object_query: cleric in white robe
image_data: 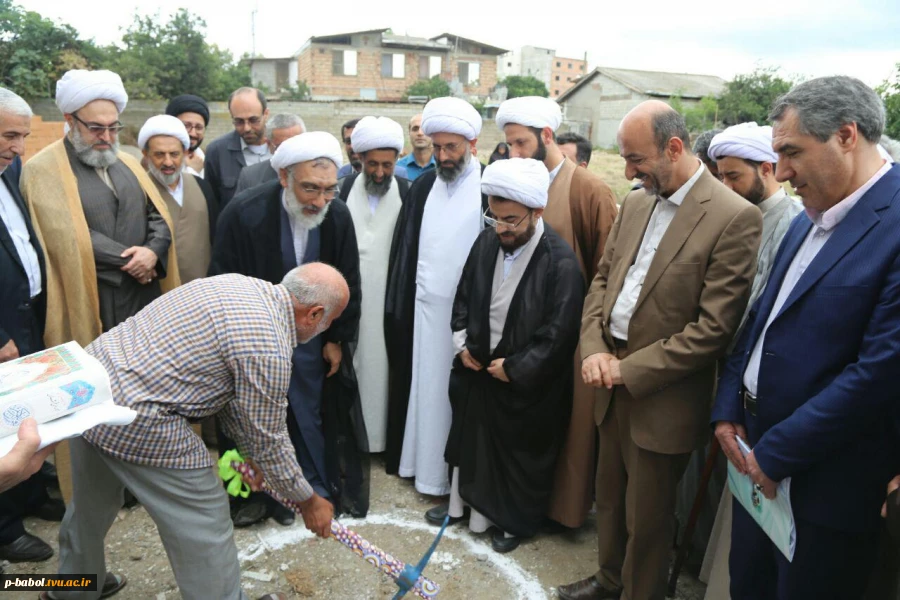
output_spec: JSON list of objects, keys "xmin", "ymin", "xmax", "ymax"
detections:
[
  {"xmin": 384, "ymin": 97, "xmax": 486, "ymax": 495},
  {"xmin": 426, "ymin": 158, "xmax": 584, "ymax": 552},
  {"xmin": 343, "ymin": 116, "xmax": 408, "ymax": 453}
]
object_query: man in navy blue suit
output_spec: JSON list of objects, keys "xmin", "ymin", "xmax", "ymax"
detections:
[
  {"xmin": 0, "ymin": 88, "xmax": 63, "ymax": 565},
  {"xmin": 712, "ymin": 76, "xmax": 900, "ymax": 599}
]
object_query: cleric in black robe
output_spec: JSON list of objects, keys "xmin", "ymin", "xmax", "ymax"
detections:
[
  {"xmin": 209, "ymin": 132, "xmax": 369, "ymax": 520},
  {"xmin": 433, "ymin": 158, "xmax": 584, "ymax": 552}
]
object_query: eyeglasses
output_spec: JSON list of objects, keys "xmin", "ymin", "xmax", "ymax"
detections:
[
  {"xmin": 298, "ymin": 183, "xmax": 339, "ymax": 200},
  {"xmin": 232, "ymin": 116, "xmax": 263, "ymax": 127},
  {"xmin": 71, "ymin": 113, "xmax": 125, "ymax": 135},
  {"xmin": 483, "ymin": 208, "xmax": 530, "ymax": 230},
  {"xmin": 432, "ymin": 141, "xmax": 463, "ymax": 155},
  {"xmin": 183, "ymin": 123, "xmax": 205, "ymax": 133}
]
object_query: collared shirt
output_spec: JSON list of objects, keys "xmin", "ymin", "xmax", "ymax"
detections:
[
  {"xmin": 83, "ymin": 274, "xmax": 315, "ymax": 503},
  {"xmin": 241, "ymin": 139, "xmax": 271, "ymax": 166},
  {"xmin": 0, "ymin": 178, "xmax": 41, "ymax": 297},
  {"xmin": 548, "ymin": 159, "xmax": 565, "ymax": 185},
  {"xmin": 609, "ymin": 161, "xmax": 705, "ymax": 340},
  {"xmin": 758, "ymin": 188, "xmax": 787, "ymax": 214},
  {"xmin": 397, "ymin": 152, "xmax": 436, "ymax": 181},
  {"xmin": 281, "ymin": 190, "xmax": 309, "ymax": 263},
  {"xmin": 743, "ymin": 160, "xmax": 892, "ymax": 395},
  {"xmin": 167, "ymin": 175, "xmax": 185, "ymax": 207}
]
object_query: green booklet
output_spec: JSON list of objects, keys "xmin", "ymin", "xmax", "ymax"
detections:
[{"xmin": 727, "ymin": 437, "xmax": 796, "ymax": 561}]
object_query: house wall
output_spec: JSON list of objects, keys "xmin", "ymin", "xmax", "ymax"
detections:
[
  {"xmin": 250, "ymin": 62, "xmax": 278, "ymax": 92},
  {"xmin": 550, "ymin": 57, "xmax": 587, "ymax": 98},
  {"xmin": 31, "ymin": 99, "xmax": 506, "ymax": 156}
]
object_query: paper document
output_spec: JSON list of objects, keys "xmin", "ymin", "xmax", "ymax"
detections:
[
  {"xmin": 0, "ymin": 342, "xmax": 136, "ymax": 456},
  {"xmin": 727, "ymin": 437, "xmax": 796, "ymax": 561}
]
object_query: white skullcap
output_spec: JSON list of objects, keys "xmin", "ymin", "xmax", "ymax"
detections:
[
  {"xmin": 270, "ymin": 131, "xmax": 343, "ymax": 172},
  {"xmin": 495, "ymin": 96, "xmax": 562, "ymax": 132},
  {"xmin": 708, "ymin": 122, "xmax": 778, "ymax": 164},
  {"xmin": 350, "ymin": 116, "xmax": 404, "ymax": 154},
  {"xmin": 138, "ymin": 115, "xmax": 190, "ymax": 151},
  {"xmin": 55, "ymin": 69, "xmax": 128, "ymax": 115},
  {"xmin": 421, "ymin": 97, "xmax": 482, "ymax": 140},
  {"xmin": 481, "ymin": 158, "xmax": 549, "ymax": 209}
]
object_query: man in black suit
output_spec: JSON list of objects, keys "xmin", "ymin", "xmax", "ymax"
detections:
[
  {"xmin": 204, "ymin": 87, "xmax": 270, "ymax": 208},
  {"xmin": 0, "ymin": 87, "xmax": 64, "ymax": 564}
]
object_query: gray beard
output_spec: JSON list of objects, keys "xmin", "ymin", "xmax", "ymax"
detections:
[
  {"xmin": 148, "ymin": 163, "xmax": 183, "ymax": 187},
  {"xmin": 70, "ymin": 128, "xmax": 119, "ymax": 169},
  {"xmin": 436, "ymin": 150, "xmax": 470, "ymax": 183},
  {"xmin": 364, "ymin": 173, "xmax": 391, "ymax": 197},
  {"xmin": 284, "ymin": 184, "xmax": 330, "ymax": 230}
]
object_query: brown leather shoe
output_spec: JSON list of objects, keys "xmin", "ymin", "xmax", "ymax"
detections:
[{"xmin": 556, "ymin": 575, "xmax": 622, "ymax": 600}]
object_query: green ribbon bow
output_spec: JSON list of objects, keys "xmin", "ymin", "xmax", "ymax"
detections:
[{"xmin": 218, "ymin": 449, "xmax": 250, "ymax": 499}]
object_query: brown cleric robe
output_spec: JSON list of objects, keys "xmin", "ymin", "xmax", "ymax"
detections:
[
  {"xmin": 543, "ymin": 158, "xmax": 619, "ymax": 528},
  {"xmin": 153, "ymin": 174, "xmax": 213, "ymax": 284}
]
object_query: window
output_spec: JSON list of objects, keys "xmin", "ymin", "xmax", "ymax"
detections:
[
  {"xmin": 556, "ymin": 61, "xmax": 561, "ymax": 67},
  {"xmin": 580, "ymin": 64, "xmax": 585, "ymax": 71},
  {"xmin": 332, "ymin": 50, "xmax": 357, "ymax": 76},
  {"xmin": 507, "ymin": 62, "xmax": 512, "ymax": 67},
  {"xmin": 382, "ymin": 53, "xmax": 405, "ymax": 78},
  {"xmin": 555, "ymin": 75, "xmax": 560, "ymax": 81},
  {"xmin": 458, "ymin": 61, "xmax": 480, "ymax": 85},
  {"xmin": 554, "ymin": 89, "xmax": 559, "ymax": 95},
  {"xmin": 568, "ymin": 63, "xmax": 572, "ymax": 69},
  {"xmin": 418, "ymin": 55, "xmax": 442, "ymax": 79}
]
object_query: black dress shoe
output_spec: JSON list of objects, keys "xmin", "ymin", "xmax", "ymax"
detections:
[
  {"xmin": 0, "ymin": 533, "xmax": 53, "ymax": 562},
  {"xmin": 27, "ymin": 497, "xmax": 66, "ymax": 522},
  {"xmin": 490, "ymin": 529, "xmax": 520, "ymax": 553},
  {"xmin": 270, "ymin": 503, "xmax": 295, "ymax": 526},
  {"xmin": 556, "ymin": 575, "xmax": 621, "ymax": 600},
  {"xmin": 233, "ymin": 500, "xmax": 268, "ymax": 528},
  {"xmin": 424, "ymin": 503, "xmax": 467, "ymax": 527}
]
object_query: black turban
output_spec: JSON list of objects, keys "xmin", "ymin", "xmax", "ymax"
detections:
[{"xmin": 165, "ymin": 94, "xmax": 210, "ymax": 125}]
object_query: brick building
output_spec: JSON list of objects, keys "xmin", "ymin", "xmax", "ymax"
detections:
[
  {"xmin": 550, "ymin": 56, "xmax": 587, "ymax": 98},
  {"xmin": 497, "ymin": 46, "xmax": 587, "ymax": 99},
  {"xmin": 279, "ymin": 29, "xmax": 505, "ymax": 102}
]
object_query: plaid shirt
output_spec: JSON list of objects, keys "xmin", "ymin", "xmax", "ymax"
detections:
[{"xmin": 84, "ymin": 274, "xmax": 315, "ymax": 502}]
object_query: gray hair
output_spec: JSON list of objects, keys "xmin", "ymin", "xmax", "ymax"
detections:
[
  {"xmin": 265, "ymin": 113, "xmax": 305, "ymax": 140},
  {"xmin": 880, "ymin": 135, "xmax": 900, "ymax": 162},
  {"xmin": 769, "ymin": 76, "xmax": 885, "ymax": 143},
  {"xmin": 653, "ymin": 110, "xmax": 692, "ymax": 154},
  {"xmin": 0, "ymin": 88, "xmax": 33, "ymax": 118},
  {"xmin": 281, "ymin": 266, "xmax": 343, "ymax": 319},
  {"xmin": 692, "ymin": 129, "xmax": 723, "ymax": 162}
]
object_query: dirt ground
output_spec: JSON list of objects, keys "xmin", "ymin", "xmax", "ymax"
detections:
[{"xmin": 4, "ymin": 456, "xmax": 706, "ymax": 600}]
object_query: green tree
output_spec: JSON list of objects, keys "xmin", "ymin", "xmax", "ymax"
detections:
[
  {"xmin": 102, "ymin": 9, "xmax": 249, "ymax": 100},
  {"xmin": 404, "ymin": 76, "xmax": 451, "ymax": 101},
  {"xmin": 877, "ymin": 63, "xmax": 900, "ymax": 140},
  {"xmin": 718, "ymin": 67, "xmax": 794, "ymax": 125},
  {"xmin": 0, "ymin": 0, "xmax": 97, "ymax": 99},
  {"xmin": 500, "ymin": 75, "xmax": 549, "ymax": 99}
]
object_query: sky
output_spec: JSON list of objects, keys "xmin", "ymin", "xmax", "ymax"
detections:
[{"xmin": 21, "ymin": 0, "xmax": 900, "ymax": 87}]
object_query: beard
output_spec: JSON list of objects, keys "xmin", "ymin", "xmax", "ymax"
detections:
[
  {"xmin": 364, "ymin": 172, "xmax": 392, "ymax": 197},
  {"xmin": 436, "ymin": 149, "xmax": 471, "ymax": 183},
  {"xmin": 636, "ymin": 165, "xmax": 670, "ymax": 198},
  {"xmin": 284, "ymin": 180, "xmax": 330, "ymax": 230},
  {"xmin": 530, "ymin": 136, "xmax": 547, "ymax": 162},
  {"xmin": 188, "ymin": 136, "xmax": 203, "ymax": 152},
  {"xmin": 743, "ymin": 171, "xmax": 768, "ymax": 205},
  {"xmin": 298, "ymin": 317, "xmax": 329, "ymax": 344},
  {"xmin": 70, "ymin": 126, "xmax": 119, "ymax": 168},
  {"xmin": 148, "ymin": 162, "xmax": 183, "ymax": 187},
  {"xmin": 497, "ymin": 217, "xmax": 536, "ymax": 252}
]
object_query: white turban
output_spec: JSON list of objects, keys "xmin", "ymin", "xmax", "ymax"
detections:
[
  {"xmin": 55, "ymin": 69, "xmax": 128, "ymax": 115},
  {"xmin": 481, "ymin": 158, "xmax": 549, "ymax": 209},
  {"xmin": 270, "ymin": 131, "xmax": 343, "ymax": 172},
  {"xmin": 708, "ymin": 122, "xmax": 778, "ymax": 164},
  {"xmin": 495, "ymin": 96, "xmax": 562, "ymax": 132},
  {"xmin": 137, "ymin": 115, "xmax": 190, "ymax": 151},
  {"xmin": 421, "ymin": 97, "xmax": 482, "ymax": 140},
  {"xmin": 350, "ymin": 116, "xmax": 404, "ymax": 154}
]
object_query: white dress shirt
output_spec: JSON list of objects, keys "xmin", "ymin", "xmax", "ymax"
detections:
[
  {"xmin": 548, "ymin": 159, "xmax": 565, "ymax": 185},
  {"xmin": 742, "ymin": 160, "xmax": 892, "ymax": 395},
  {"xmin": 241, "ymin": 139, "xmax": 271, "ymax": 166},
  {"xmin": 367, "ymin": 194, "xmax": 380, "ymax": 216},
  {"xmin": 281, "ymin": 190, "xmax": 309, "ymax": 264},
  {"xmin": 0, "ymin": 179, "xmax": 42, "ymax": 297},
  {"xmin": 608, "ymin": 162, "xmax": 705, "ymax": 341},
  {"xmin": 167, "ymin": 175, "xmax": 185, "ymax": 207}
]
